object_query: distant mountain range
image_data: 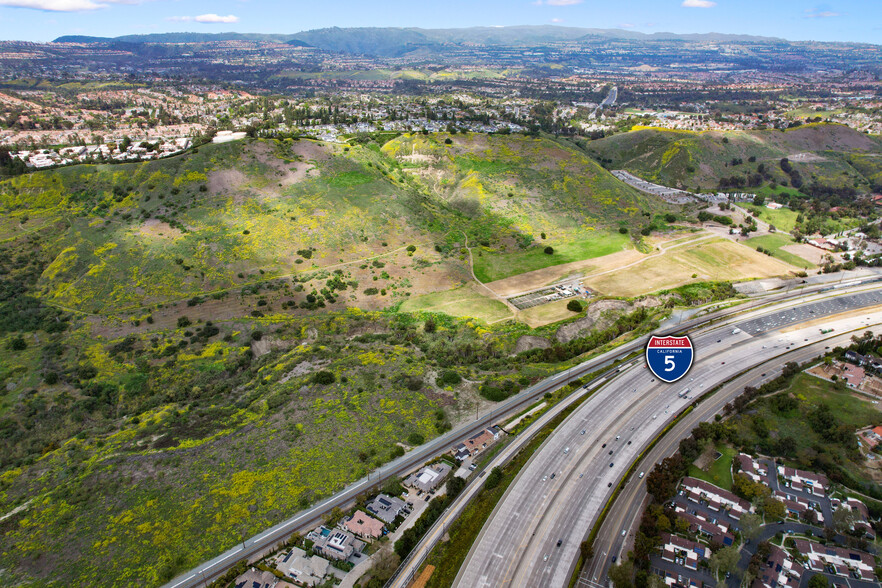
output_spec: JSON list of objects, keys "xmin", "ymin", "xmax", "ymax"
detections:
[{"xmin": 52, "ymin": 25, "xmax": 801, "ymax": 58}]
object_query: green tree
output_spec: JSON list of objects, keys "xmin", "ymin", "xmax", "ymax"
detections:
[
  {"xmin": 762, "ymin": 497, "xmax": 785, "ymax": 522},
  {"xmin": 710, "ymin": 545, "xmax": 740, "ymax": 579},
  {"xmin": 740, "ymin": 512, "xmax": 763, "ymax": 542},
  {"xmin": 807, "ymin": 574, "xmax": 829, "ymax": 588},
  {"xmin": 566, "ymin": 300, "xmax": 583, "ymax": 313},
  {"xmin": 832, "ymin": 505, "xmax": 856, "ymax": 533},
  {"xmin": 608, "ymin": 558, "xmax": 634, "ymax": 588},
  {"xmin": 324, "ymin": 506, "xmax": 344, "ymax": 526}
]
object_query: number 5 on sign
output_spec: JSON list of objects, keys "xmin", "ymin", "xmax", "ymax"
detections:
[{"xmin": 645, "ymin": 335, "xmax": 694, "ymax": 383}]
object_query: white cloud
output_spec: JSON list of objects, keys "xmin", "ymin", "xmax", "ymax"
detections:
[
  {"xmin": 195, "ymin": 13, "xmax": 238, "ymax": 23},
  {"xmin": 0, "ymin": 0, "xmax": 118, "ymax": 11},
  {"xmin": 681, "ymin": 0, "xmax": 716, "ymax": 7},
  {"xmin": 619, "ymin": 22, "xmax": 636, "ymax": 29},
  {"xmin": 167, "ymin": 13, "xmax": 240, "ymax": 23},
  {"xmin": 551, "ymin": 17, "xmax": 564, "ymax": 23},
  {"xmin": 804, "ymin": 8, "xmax": 841, "ymax": 18}
]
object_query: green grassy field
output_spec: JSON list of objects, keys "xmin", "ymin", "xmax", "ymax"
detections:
[
  {"xmin": 472, "ymin": 231, "xmax": 631, "ymax": 283},
  {"xmin": 399, "ymin": 286, "xmax": 512, "ymax": 323},
  {"xmin": 732, "ymin": 372, "xmax": 880, "ymax": 490},
  {"xmin": 742, "ymin": 204, "xmax": 800, "ymax": 232},
  {"xmin": 688, "ymin": 445, "xmax": 738, "ymax": 491},
  {"xmin": 744, "ymin": 233, "xmax": 816, "ymax": 268}
]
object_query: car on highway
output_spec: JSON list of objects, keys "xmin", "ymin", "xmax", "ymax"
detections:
[
  {"xmin": 609, "ymin": 462, "xmax": 614, "ymax": 467},
  {"xmin": 542, "ymin": 476, "xmax": 547, "ymax": 482},
  {"xmin": 615, "ymin": 435, "xmax": 620, "ymax": 440},
  {"xmin": 550, "ymin": 473, "xmax": 556, "ymax": 479},
  {"xmin": 611, "ymin": 556, "xmax": 617, "ymax": 563},
  {"xmin": 621, "ymin": 529, "xmax": 626, "ymax": 536},
  {"xmin": 638, "ymin": 472, "xmax": 644, "ymax": 478},
  {"xmin": 580, "ymin": 429, "xmax": 585, "ymax": 435},
  {"xmin": 563, "ymin": 447, "xmax": 569, "ymax": 454},
  {"xmin": 543, "ymin": 554, "xmax": 548, "ymax": 562},
  {"xmin": 609, "ymin": 450, "xmax": 613, "ymax": 455},
  {"xmin": 556, "ymin": 539, "xmax": 562, "ymax": 547}
]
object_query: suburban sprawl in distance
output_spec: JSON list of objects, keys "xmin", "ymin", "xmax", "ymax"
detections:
[{"xmin": 1, "ymin": 19, "xmax": 882, "ymax": 588}]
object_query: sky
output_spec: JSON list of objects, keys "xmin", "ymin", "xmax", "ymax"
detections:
[{"xmin": 0, "ymin": 0, "xmax": 879, "ymax": 44}]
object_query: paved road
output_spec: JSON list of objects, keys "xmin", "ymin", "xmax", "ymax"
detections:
[
  {"xmin": 455, "ymin": 285, "xmax": 882, "ymax": 588},
  {"xmin": 164, "ymin": 277, "xmax": 882, "ymax": 588},
  {"xmin": 580, "ymin": 324, "xmax": 882, "ymax": 587}
]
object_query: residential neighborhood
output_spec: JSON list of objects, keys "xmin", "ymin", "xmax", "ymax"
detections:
[{"xmin": 649, "ymin": 453, "xmax": 879, "ymax": 588}]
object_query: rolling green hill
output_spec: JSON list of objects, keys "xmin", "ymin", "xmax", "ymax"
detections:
[
  {"xmin": 0, "ymin": 133, "xmax": 678, "ymax": 586},
  {"xmin": 587, "ymin": 123, "xmax": 882, "ymax": 196},
  {"xmin": 0, "ymin": 134, "xmax": 657, "ymax": 316}
]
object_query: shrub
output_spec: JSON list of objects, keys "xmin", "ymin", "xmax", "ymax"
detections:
[
  {"xmin": 437, "ymin": 370, "xmax": 462, "ymax": 387},
  {"xmin": 543, "ymin": 246, "xmax": 554, "ymax": 255},
  {"xmin": 407, "ymin": 432, "xmax": 425, "ymax": 446},
  {"xmin": 251, "ymin": 330, "xmax": 263, "ymax": 341},
  {"xmin": 484, "ymin": 467, "xmax": 503, "ymax": 489},
  {"xmin": 177, "ymin": 316, "xmax": 191, "ymax": 328},
  {"xmin": 566, "ymin": 300, "xmax": 583, "ymax": 313},
  {"xmin": 7, "ymin": 335, "xmax": 26, "ymax": 351},
  {"xmin": 618, "ymin": 227, "xmax": 628, "ymax": 234},
  {"xmin": 313, "ymin": 370, "xmax": 336, "ymax": 385}
]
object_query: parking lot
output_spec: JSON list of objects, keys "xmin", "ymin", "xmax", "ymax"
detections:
[{"xmin": 736, "ymin": 290, "xmax": 882, "ymax": 336}]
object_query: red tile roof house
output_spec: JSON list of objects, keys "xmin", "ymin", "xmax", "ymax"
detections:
[
  {"xmin": 776, "ymin": 466, "xmax": 828, "ymax": 496},
  {"xmin": 343, "ymin": 510, "xmax": 384, "ymax": 540},
  {"xmin": 840, "ymin": 362, "xmax": 866, "ymax": 387},
  {"xmin": 793, "ymin": 539, "xmax": 877, "ymax": 582},
  {"xmin": 660, "ymin": 533, "xmax": 709, "ymax": 571},
  {"xmin": 681, "ymin": 477, "xmax": 752, "ymax": 519},
  {"xmin": 865, "ymin": 425, "xmax": 882, "ymax": 449},
  {"xmin": 751, "ymin": 545, "xmax": 804, "ymax": 588},
  {"xmin": 672, "ymin": 507, "xmax": 736, "ymax": 547}
]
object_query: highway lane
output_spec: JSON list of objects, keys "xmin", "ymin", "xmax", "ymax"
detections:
[
  {"xmin": 578, "ymin": 327, "xmax": 871, "ymax": 588},
  {"xmin": 454, "ymin": 291, "xmax": 882, "ymax": 588},
  {"xmin": 164, "ymin": 277, "xmax": 882, "ymax": 588}
]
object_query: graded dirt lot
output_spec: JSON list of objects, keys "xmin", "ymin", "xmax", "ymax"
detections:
[
  {"xmin": 484, "ymin": 249, "xmax": 645, "ymax": 297},
  {"xmin": 780, "ymin": 243, "xmax": 832, "ymax": 266},
  {"xmin": 518, "ymin": 298, "xmax": 583, "ymax": 328},
  {"xmin": 583, "ymin": 238, "xmax": 797, "ymax": 297}
]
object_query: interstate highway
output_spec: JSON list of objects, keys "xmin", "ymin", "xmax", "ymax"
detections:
[
  {"xmin": 578, "ymin": 327, "xmax": 872, "ymax": 588},
  {"xmin": 164, "ymin": 278, "xmax": 882, "ymax": 588},
  {"xmin": 453, "ymin": 288, "xmax": 882, "ymax": 588}
]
